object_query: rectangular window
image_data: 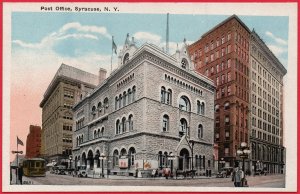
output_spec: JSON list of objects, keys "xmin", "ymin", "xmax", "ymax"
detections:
[
  {"xmin": 227, "ymin": 86, "xmax": 231, "ymax": 95},
  {"xmin": 221, "ymin": 36, "xmax": 225, "ymax": 44},
  {"xmin": 227, "ymin": 72, "xmax": 231, "ymax": 82},
  {"xmin": 227, "ymin": 59, "xmax": 231, "ymax": 68}
]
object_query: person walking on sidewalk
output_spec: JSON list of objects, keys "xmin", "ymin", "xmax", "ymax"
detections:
[
  {"xmin": 18, "ymin": 165, "xmax": 24, "ymax": 185},
  {"xmin": 233, "ymin": 167, "xmax": 243, "ymax": 187}
]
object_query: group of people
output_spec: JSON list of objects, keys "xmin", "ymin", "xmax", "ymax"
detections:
[
  {"xmin": 232, "ymin": 167, "xmax": 246, "ymax": 187},
  {"xmin": 10, "ymin": 165, "xmax": 23, "ymax": 185}
]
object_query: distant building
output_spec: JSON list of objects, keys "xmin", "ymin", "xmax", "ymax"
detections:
[
  {"xmin": 249, "ymin": 31, "xmax": 287, "ymax": 174},
  {"xmin": 25, "ymin": 125, "xmax": 42, "ymax": 158},
  {"xmin": 72, "ymin": 35, "xmax": 215, "ymax": 177},
  {"xmin": 40, "ymin": 63, "xmax": 99, "ymax": 165}
]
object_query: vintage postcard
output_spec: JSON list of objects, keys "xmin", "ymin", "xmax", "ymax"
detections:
[{"xmin": 2, "ymin": 2, "xmax": 298, "ymax": 192}]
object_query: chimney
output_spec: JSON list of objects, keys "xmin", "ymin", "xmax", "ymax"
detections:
[{"xmin": 99, "ymin": 68, "xmax": 107, "ymax": 85}]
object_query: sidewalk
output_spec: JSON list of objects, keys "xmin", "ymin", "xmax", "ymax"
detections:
[{"xmin": 10, "ymin": 169, "xmax": 37, "ymax": 185}]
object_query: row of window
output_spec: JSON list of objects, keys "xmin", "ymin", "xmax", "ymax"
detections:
[
  {"xmin": 91, "ymin": 98, "xmax": 109, "ymax": 118},
  {"xmin": 251, "ymin": 129, "xmax": 280, "ymax": 144},
  {"xmin": 162, "ymin": 115, "xmax": 204, "ymax": 139},
  {"xmin": 204, "ymin": 59, "xmax": 231, "ymax": 76},
  {"xmin": 62, "ymin": 137, "xmax": 72, "ymax": 143},
  {"xmin": 76, "ymin": 135, "xmax": 84, "ymax": 146},
  {"xmin": 115, "ymin": 115, "xmax": 134, "ymax": 135},
  {"xmin": 117, "ymin": 73, "xmax": 135, "ymax": 89},
  {"xmin": 115, "ymin": 86, "xmax": 136, "ymax": 110},
  {"xmin": 63, "ymin": 124, "xmax": 72, "ymax": 131},
  {"xmin": 93, "ymin": 127, "xmax": 104, "ymax": 139},
  {"xmin": 63, "ymin": 90, "xmax": 74, "ymax": 99}
]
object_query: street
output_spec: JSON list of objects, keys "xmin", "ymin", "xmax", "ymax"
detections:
[{"xmin": 12, "ymin": 171, "xmax": 285, "ymax": 188}]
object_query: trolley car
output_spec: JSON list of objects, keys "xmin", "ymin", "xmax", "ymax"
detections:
[{"xmin": 23, "ymin": 158, "xmax": 46, "ymax": 177}]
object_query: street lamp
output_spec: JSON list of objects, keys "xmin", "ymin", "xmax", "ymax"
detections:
[
  {"xmin": 99, "ymin": 153, "xmax": 106, "ymax": 178},
  {"xmin": 219, "ymin": 157, "xmax": 225, "ymax": 170},
  {"xmin": 168, "ymin": 153, "xmax": 176, "ymax": 178},
  {"xmin": 69, "ymin": 155, "xmax": 73, "ymax": 170},
  {"xmin": 237, "ymin": 142, "xmax": 251, "ymax": 187}
]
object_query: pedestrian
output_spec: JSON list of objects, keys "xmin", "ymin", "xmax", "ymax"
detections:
[
  {"xmin": 18, "ymin": 164, "xmax": 24, "ymax": 185},
  {"xmin": 233, "ymin": 167, "xmax": 243, "ymax": 187}
]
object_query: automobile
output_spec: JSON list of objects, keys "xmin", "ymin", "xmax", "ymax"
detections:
[
  {"xmin": 77, "ymin": 166, "xmax": 88, "ymax": 178},
  {"xmin": 255, "ymin": 168, "xmax": 268, "ymax": 176},
  {"xmin": 54, "ymin": 165, "xmax": 67, "ymax": 175},
  {"xmin": 216, "ymin": 167, "xmax": 234, "ymax": 178}
]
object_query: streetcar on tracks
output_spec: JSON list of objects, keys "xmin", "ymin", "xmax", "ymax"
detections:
[{"xmin": 22, "ymin": 158, "xmax": 46, "ymax": 177}]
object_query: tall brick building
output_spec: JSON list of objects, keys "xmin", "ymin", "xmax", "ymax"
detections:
[
  {"xmin": 72, "ymin": 35, "xmax": 215, "ymax": 177},
  {"xmin": 188, "ymin": 15, "xmax": 251, "ymax": 168},
  {"xmin": 188, "ymin": 15, "xmax": 287, "ymax": 173},
  {"xmin": 26, "ymin": 125, "xmax": 42, "ymax": 158}
]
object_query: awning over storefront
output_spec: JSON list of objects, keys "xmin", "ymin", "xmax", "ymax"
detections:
[{"xmin": 46, "ymin": 162, "xmax": 57, "ymax": 167}]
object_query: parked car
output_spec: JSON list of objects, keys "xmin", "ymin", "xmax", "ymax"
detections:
[
  {"xmin": 77, "ymin": 166, "xmax": 88, "ymax": 178},
  {"xmin": 216, "ymin": 167, "xmax": 234, "ymax": 178},
  {"xmin": 255, "ymin": 168, "xmax": 268, "ymax": 176},
  {"xmin": 54, "ymin": 165, "xmax": 67, "ymax": 175}
]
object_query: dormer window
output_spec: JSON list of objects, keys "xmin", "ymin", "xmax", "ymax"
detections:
[
  {"xmin": 123, "ymin": 53, "xmax": 129, "ymax": 65},
  {"xmin": 181, "ymin": 58, "xmax": 188, "ymax": 69}
]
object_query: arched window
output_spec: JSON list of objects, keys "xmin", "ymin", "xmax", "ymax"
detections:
[
  {"xmin": 162, "ymin": 114, "xmax": 169, "ymax": 132},
  {"xmin": 123, "ymin": 91, "xmax": 127, "ymax": 107},
  {"xmin": 98, "ymin": 101, "xmax": 102, "ymax": 108},
  {"xmin": 115, "ymin": 97, "xmax": 118, "ymax": 110},
  {"xmin": 123, "ymin": 53, "xmax": 129, "ymax": 64},
  {"xmin": 97, "ymin": 128, "xmax": 100, "ymax": 137},
  {"xmin": 116, "ymin": 120, "xmax": 120, "ymax": 134},
  {"xmin": 128, "ymin": 114, "xmax": 133, "ymax": 131},
  {"xmin": 224, "ymin": 102, "xmax": 230, "ymax": 110},
  {"xmin": 161, "ymin": 87, "xmax": 166, "ymax": 103},
  {"xmin": 128, "ymin": 147, "xmax": 136, "ymax": 167},
  {"xmin": 200, "ymin": 102, "xmax": 205, "ymax": 115},
  {"xmin": 179, "ymin": 118, "xmax": 188, "ymax": 137},
  {"xmin": 122, "ymin": 117, "xmax": 126, "ymax": 133},
  {"xmin": 132, "ymin": 86, "xmax": 136, "ymax": 102},
  {"xmin": 197, "ymin": 101, "xmax": 201, "ymax": 114},
  {"xmin": 215, "ymin": 104, "xmax": 220, "ymax": 112},
  {"xmin": 181, "ymin": 58, "xmax": 188, "ymax": 69},
  {"xmin": 94, "ymin": 130, "xmax": 97, "ymax": 139},
  {"xmin": 158, "ymin": 151, "xmax": 163, "ymax": 169},
  {"xmin": 113, "ymin": 150, "xmax": 119, "ymax": 168},
  {"xmin": 128, "ymin": 89, "xmax": 132, "ymax": 104},
  {"xmin": 179, "ymin": 96, "xmax": 191, "ymax": 111},
  {"xmin": 100, "ymin": 127, "xmax": 104, "ymax": 137},
  {"xmin": 198, "ymin": 124, "xmax": 203, "ymax": 139},
  {"xmin": 103, "ymin": 98, "xmax": 109, "ymax": 109},
  {"xmin": 167, "ymin": 89, "xmax": 172, "ymax": 105},
  {"xmin": 119, "ymin": 94, "xmax": 122, "ymax": 109}
]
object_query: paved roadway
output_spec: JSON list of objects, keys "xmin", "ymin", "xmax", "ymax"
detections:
[{"xmin": 12, "ymin": 171, "xmax": 285, "ymax": 188}]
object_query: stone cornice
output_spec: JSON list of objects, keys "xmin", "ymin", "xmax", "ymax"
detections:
[{"xmin": 251, "ymin": 31, "xmax": 287, "ymax": 76}]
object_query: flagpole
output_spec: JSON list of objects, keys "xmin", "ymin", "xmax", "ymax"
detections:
[
  {"xmin": 16, "ymin": 136, "xmax": 19, "ymax": 184},
  {"xmin": 111, "ymin": 36, "xmax": 113, "ymax": 74}
]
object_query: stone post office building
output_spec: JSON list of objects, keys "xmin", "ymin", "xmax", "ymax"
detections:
[{"xmin": 72, "ymin": 35, "xmax": 215, "ymax": 177}]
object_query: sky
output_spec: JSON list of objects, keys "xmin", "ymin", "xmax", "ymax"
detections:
[{"xmin": 10, "ymin": 12, "xmax": 289, "ymax": 160}]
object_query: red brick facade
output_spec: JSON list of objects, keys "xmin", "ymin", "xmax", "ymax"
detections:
[
  {"xmin": 26, "ymin": 125, "xmax": 42, "ymax": 158},
  {"xmin": 188, "ymin": 15, "xmax": 251, "ymax": 167}
]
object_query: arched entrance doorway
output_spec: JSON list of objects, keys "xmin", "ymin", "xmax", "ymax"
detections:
[
  {"xmin": 82, "ymin": 152, "xmax": 87, "ymax": 169},
  {"xmin": 87, "ymin": 150, "xmax": 94, "ymax": 170},
  {"xmin": 179, "ymin": 148, "xmax": 190, "ymax": 171}
]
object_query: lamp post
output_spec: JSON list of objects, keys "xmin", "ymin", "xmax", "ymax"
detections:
[
  {"xmin": 237, "ymin": 142, "xmax": 251, "ymax": 187},
  {"xmin": 69, "ymin": 155, "xmax": 73, "ymax": 175},
  {"xmin": 107, "ymin": 160, "xmax": 111, "ymax": 179},
  {"xmin": 99, "ymin": 153, "xmax": 106, "ymax": 178},
  {"xmin": 190, "ymin": 140, "xmax": 194, "ymax": 178},
  {"xmin": 168, "ymin": 153, "xmax": 176, "ymax": 178},
  {"xmin": 220, "ymin": 157, "xmax": 225, "ymax": 169}
]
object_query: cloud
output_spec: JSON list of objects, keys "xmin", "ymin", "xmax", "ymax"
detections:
[
  {"xmin": 13, "ymin": 22, "xmax": 111, "ymax": 50},
  {"xmin": 267, "ymin": 44, "xmax": 287, "ymax": 57},
  {"xmin": 265, "ymin": 31, "xmax": 288, "ymax": 46},
  {"xmin": 59, "ymin": 22, "xmax": 110, "ymax": 38},
  {"xmin": 133, "ymin": 31, "xmax": 162, "ymax": 45}
]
